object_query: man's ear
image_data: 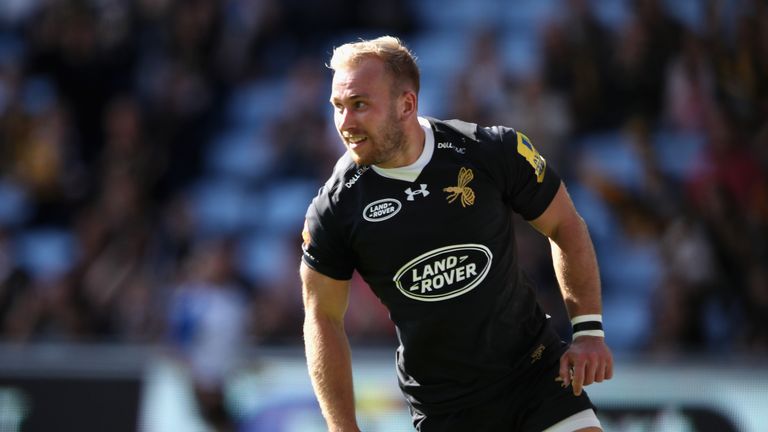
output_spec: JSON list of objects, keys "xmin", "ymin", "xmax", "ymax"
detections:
[{"xmin": 399, "ymin": 90, "xmax": 417, "ymax": 120}]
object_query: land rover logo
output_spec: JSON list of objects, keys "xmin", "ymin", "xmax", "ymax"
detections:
[
  {"xmin": 393, "ymin": 244, "xmax": 492, "ymax": 302},
  {"xmin": 363, "ymin": 198, "xmax": 402, "ymax": 222}
]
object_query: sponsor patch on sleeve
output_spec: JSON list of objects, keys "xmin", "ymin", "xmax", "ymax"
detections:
[
  {"xmin": 516, "ymin": 132, "xmax": 546, "ymax": 183},
  {"xmin": 301, "ymin": 219, "xmax": 311, "ymax": 249}
]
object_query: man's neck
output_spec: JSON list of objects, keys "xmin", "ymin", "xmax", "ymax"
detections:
[
  {"xmin": 403, "ymin": 119, "xmax": 426, "ymax": 166},
  {"xmin": 377, "ymin": 118, "xmax": 425, "ymax": 169}
]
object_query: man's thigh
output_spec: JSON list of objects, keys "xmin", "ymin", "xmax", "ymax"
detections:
[
  {"xmin": 519, "ymin": 354, "xmax": 598, "ymax": 432},
  {"xmin": 413, "ymin": 355, "xmax": 597, "ymax": 431},
  {"xmin": 542, "ymin": 408, "xmax": 602, "ymax": 432}
]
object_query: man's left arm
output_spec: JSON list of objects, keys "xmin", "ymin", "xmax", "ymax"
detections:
[{"xmin": 529, "ymin": 182, "xmax": 613, "ymax": 396}]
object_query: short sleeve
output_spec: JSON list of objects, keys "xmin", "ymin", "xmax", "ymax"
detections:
[
  {"xmin": 500, "ymin": 128, "xmax": 561, "ymax": 220},
  {"xmin": 301, "ymin": 190, "xmax": 355, "ymax": 280}
]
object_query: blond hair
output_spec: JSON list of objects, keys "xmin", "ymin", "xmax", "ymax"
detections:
[{"xmin": 329, "ymin": 35, "xmax": 420, "ymax": 94}]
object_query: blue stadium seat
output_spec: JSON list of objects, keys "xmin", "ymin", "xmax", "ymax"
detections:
[
  {"xmin": 600, "ymin": 234, "xmax": 663, "ymax": 298},
  {"xmin": 236, "ymin": 232, "xmax": 294, "ymax": 286},
  {"xmin": 499, "ymin": 26, "xmax": 542, "ymax": 79},
  {"xmin": 652, "ymin": 129, "xmax": 706, "ymax": 180},
  {"xmin": 0, "ymin": 179, "xmax": 30, "ymax": 227},
  {"xmin": 188, "ymin": 178, "xmax": 252, "ymax": 236},
  {"xmin": 589, "ymin": 0, "xmax": 632, "ymax": 30},
  {"xmin": 662, "ymin": 0, "xmax": 706, "ymax": 33},
  {"xmin": 578, "ymin": 130, "xmax": 646, "ymax": 192},
  {"xmin": 603, "ymin": 295, "xmax": 652, "ymax": 351},
  {"xmin": 261, "ymin": 180, "xmax": 321, "ymax": 234},
  {"xmin": 412, "ymin": 0, "xmax": 502, "ymax": 30},
  {"xmin": 503, "ymin": 0, "xmax": 559, "ymax": 26},
  {"xmin": 408, "ymin": 32, "xmax": 470, "ymax": 117},
  {"xmin": 206, "ymin": 127, "xmax": 276, "ymax": 182},
  {"xmin": 14, "ymin": 227, "xmax": 78, "ymax": 280},
  {"xmin": 567, "ymin": 183, "xmax": 619, "ymax": 245},
  {"xmin": 226, "ymin": 78, "xmax": 288, "ymax": 128}
]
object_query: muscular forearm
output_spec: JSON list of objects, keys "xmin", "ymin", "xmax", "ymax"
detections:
[
  {"xmin": 304, "ymin": 312, "xmax": 360, "ymax": 432},
  {"xmin": 548, "ymin": 214, "xmax": 602, "ymax": 318},
  {"xmin": 530, "ymin": 185, "xmax": 614, "ymax": 394}
]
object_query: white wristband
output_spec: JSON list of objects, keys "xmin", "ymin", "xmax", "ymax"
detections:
[
  {"xmin": 572, "ymin": 329, "xmax": 605, "ymax": 339},
  {"xmin": 570, "ymin": 314, "xmax": 603, "ymax": 325},
  {"xmin": 571, "ymin": 314, "xmax": 604, "ymax": 339}
]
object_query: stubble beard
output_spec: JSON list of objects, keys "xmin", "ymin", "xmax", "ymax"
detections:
[{"xmin": 350, "ymin": 106, "xmax": 406, "ymax": 167}]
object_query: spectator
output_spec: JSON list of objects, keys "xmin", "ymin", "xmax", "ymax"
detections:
[
  {"xmin": 0, "ymin": 0, "xmax": 765, "ymax": 359},
  {"xmin": 167, "ymin": 238, "xmax": 251, "ymax": 432}
]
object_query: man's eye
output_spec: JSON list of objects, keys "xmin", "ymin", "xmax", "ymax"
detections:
[
  {"xmin": 354, "ymin": 101, "xmax": 366, "ymax": 110},
  {"xmin": 334, "ymin": 104, "xmax": 344, "ymax": 113}
]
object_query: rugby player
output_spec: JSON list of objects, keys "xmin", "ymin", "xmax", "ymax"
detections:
[{"xmin": 301, "ymin": 36, "xmax": 613, "ymax": 432}]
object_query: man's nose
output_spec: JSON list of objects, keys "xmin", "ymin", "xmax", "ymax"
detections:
[{"xmin": 337, "ymin": 108, "xmax": 355, "ymax": 130}]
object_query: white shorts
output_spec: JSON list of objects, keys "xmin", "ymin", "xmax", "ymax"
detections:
[{"xmin": 543, "ymin": 408, "xmax": 602, "ymax": 432}]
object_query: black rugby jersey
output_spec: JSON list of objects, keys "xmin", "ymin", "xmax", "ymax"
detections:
[{"xmin": 302, "ymin": 117, "xmax": 562, "ymax": 414}]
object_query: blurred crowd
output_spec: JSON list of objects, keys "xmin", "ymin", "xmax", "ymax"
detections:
[
  {"xmin": 0, "ymin": 0, "xmax": 766, "ymax": 361},
  {"xmin": 439, "ymin": 0, "xmax": 768, "ymax": 354}
]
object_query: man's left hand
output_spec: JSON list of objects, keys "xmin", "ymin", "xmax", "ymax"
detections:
[{"xmin": 558, "ymin": 336, "xmax": 613, "ymax": 396}]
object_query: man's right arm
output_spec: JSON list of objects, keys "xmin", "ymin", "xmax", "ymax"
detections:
[{"xmin": 300, "ymin": 262, "xmax": 360, "ymax": 432}]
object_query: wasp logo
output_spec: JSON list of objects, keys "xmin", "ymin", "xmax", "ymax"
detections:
[
  {"xmin": 444, "ymin": 167, "xmax": 475, "ymax": 207},
  {"xmin": 530, "ymin": 344, "xmax": 546, "ymax": 364}
]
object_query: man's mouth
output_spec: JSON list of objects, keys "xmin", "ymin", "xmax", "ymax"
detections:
[{"xmin": 343, "ymin": 133, "xmax": 367, "ymax": 146}]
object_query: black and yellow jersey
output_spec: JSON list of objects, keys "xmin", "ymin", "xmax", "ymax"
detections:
[{"xmin": 302, "ymin": 116, "xmax": 562, "ymax": 415}]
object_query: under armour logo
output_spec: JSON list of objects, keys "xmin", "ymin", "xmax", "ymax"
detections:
[{"xmin": 405, "ymin": 184, "xmax": 429, "ymax": 201}]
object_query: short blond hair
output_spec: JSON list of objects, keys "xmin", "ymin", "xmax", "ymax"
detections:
[{"xmin": 329, "ymin": 35, "xmax": 420, "ymax": 94}]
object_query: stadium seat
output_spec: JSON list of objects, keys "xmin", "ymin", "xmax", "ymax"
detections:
[{"xmin": 14, "ymin": 227, "xmax": 78, "ymax": 280}]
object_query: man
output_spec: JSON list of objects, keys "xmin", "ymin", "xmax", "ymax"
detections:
[{"xmin": 301, "ymin": 35, "xmax": 613, "ymax": 432}]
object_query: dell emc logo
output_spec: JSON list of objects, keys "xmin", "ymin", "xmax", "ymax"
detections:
[{"xmin": 405, "ymin": 184, "xmax": 429, "ymax": 201}]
